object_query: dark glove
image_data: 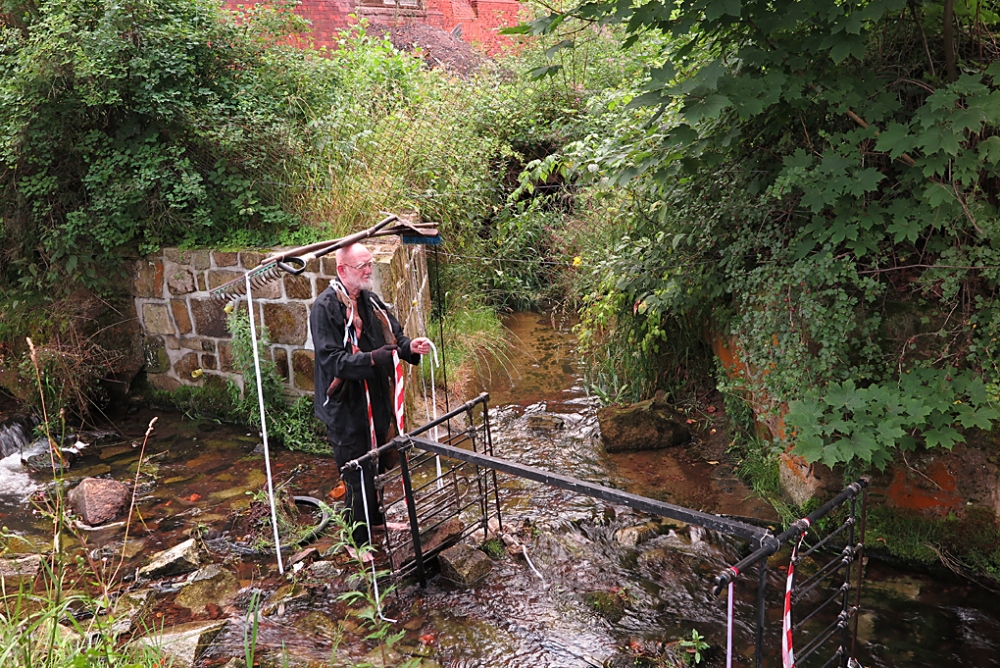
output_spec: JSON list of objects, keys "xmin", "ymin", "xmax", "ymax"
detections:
[{"xmin": 370, "ymin": 344, "xmax": 397, "ymax": 368}]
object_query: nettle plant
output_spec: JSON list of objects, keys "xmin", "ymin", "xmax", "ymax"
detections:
[{"xmin": 516, "ymin": 0, "xmax": 1000, "ymax": 469}]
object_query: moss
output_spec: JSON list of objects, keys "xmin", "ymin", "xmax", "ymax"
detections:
[
  {"xmin": 584, "ymin": 590, "xmax": 626, "ymax": 623},
  {"xmin": 866, "ymin": 505, "xmax": 1000, "ymax": 581},
  {"xmin": 481, "ymin": 538, "xmax": 506, "ymax": 560}
]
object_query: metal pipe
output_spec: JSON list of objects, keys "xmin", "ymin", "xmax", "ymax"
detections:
[
  {"xmin": 397, "ymin": 451, "xmax": 426, "ymax": 587},
  {"xmin": 713, "ymin": 479, "xmax": 869, "ymax": 595},
  {"xmin": 404, "ymin": 435, "xmax": 766, "ymax": 540}
]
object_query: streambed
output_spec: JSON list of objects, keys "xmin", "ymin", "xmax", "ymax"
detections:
[{"xmin": 0, "ymin": 312, "xmax": 998, "ymax": 667}]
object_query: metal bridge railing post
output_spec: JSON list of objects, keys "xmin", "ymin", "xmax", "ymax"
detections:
[
  {"xmin": 397, "ymin": 443, "xmax": 426, "ymax": 587},
  {"xmin": 755, "ymin": 552, "xmax": 768, "ymax": 668},
  {"xmin": 840, "ymin": 494, "xmax": 857, "ymax": 667}
]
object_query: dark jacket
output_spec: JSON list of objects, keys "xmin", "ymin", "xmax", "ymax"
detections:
[{"xmin": 310, "ymin": 282, "xmax": 420, "ymax": 451}]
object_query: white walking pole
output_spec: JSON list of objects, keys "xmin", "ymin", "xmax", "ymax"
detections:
[{"xmin": 245, "ymin": 273, "xmax": 284, "ymax": 574}]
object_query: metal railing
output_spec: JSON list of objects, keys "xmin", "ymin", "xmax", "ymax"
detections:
[{"xmin": 342, "ymin": 394, "xmax": 869, "ymax": 667}]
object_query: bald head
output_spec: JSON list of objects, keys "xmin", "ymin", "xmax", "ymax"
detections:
[{"xmin": 336, "ymin": 243, "xmax": 374, "ymax": 296}]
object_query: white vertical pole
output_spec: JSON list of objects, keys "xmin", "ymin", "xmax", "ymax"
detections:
[{"xmin": 245, "ymin": 273, "xmax": 284, "ymax": 574}]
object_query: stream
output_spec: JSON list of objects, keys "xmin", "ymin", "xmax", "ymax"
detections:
[{"xmin": 1, "ymin": 312, "xmax": 999, "ymax": 667}]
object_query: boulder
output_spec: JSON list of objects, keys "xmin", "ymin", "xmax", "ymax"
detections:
[
  {"xmin": 526, "ymin": 414, "xmax": 565, "ymax": 431},
  {"xmin": 67, "ymin": 477, "xmax": 129, "ymax": 526},
  {"xmin": 597, "ymin": 391, "xmax": 691, "ymax": 453},
  {"xmin": 0, "ymin": 553, "xmax": 42, "ymax": 590},
  {"xmin": 438, "ymin": 543, "xmax": 493, "ymax": 587},
  {"xmin": 136, "ymin": 620, "xmax": 227, "ymax": 668},
  {"xmin": 138, "ymin": 538, "xmax": 202, "ymax": 579},
  {"xmin": 304, "ymin": 560, "xmax": 341, "ymax": 581},
  {"xmin": 175, "ymin": 564, "xmax": 239, "ymax": 614}
]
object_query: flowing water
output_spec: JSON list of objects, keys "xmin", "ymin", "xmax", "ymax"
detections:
[{"xmin": 1, "ymin": 312, "xmax": 999, "ymax": 667}]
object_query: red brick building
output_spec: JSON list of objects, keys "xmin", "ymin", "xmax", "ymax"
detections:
[{"xmin": 237, "ymin": 0, "xmax": 524, "ymax": 55}]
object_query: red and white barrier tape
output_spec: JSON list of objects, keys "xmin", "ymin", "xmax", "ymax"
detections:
[
  {"xmin": 783, "ymin": 519, "xmax": 811, "ymax": 668},
  {"xmin": 393, "ymin": 349, "xmax": 405, "ymax": 435}
]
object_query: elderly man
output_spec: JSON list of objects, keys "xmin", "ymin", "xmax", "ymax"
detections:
[{"xmin": 310, "ymin": 243, "xmax": 432, "ymax": 549}]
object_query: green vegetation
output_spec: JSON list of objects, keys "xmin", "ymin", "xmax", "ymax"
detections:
[
  {"xmin": 153, "ymin": 305, "xmax": 330, "ymax": 453},
  {"xmin": 509, "ymin": 0, "xmax": 1000, "ymax": 473}
]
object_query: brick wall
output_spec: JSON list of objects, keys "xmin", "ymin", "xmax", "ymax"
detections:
[
  {"xmin": 132, "ymin": 237, "xmax": 431, "ymax": 398},
  {"xmin": 227, "ymin": 0, "xmax": 523, "ymax": 54}
]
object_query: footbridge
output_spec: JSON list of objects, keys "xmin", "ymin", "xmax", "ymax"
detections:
[{"xmin": 342, "ymin": 393, "xmax": 869, "ymax": 668}]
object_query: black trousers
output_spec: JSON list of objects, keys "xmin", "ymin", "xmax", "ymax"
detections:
[{"xmin": 330, "ymin": 428, "xmax": 386, "ymax": 546}]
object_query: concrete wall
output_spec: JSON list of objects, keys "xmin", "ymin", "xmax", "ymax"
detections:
[{"xmin": 132, "ymin": 237, "xmax": 431, "ymax": 397}]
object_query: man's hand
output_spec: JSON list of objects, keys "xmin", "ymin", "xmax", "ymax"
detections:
[
  {"xmin": 409, "ymin": 337, "xmax": 432, "ymax": 355},
  {"xmin": 371, "ymin": 345, "xmax": 397, "ymax": 367}
]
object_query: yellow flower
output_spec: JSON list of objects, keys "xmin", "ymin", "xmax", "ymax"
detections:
[
  {"xmin": 572, "ymin": 256, "xmax": 583, "ymax": 267},
  {"xmin": 191, "ymin": 368, "xmax": 204, "ymax": 379}
]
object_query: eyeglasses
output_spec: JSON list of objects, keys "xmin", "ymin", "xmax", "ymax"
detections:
[{"xmin": 344, "ymin": 260, "xmax": 374, "ymax": 271}]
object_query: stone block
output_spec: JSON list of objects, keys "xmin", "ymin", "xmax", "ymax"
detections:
[
  {"xmin": 274, "ymin": 347, "xmax": 289, "ymax": 380},
  {"xmin": 189, "ymin": 250, "xmax": 211, "ymax": 271},
  {"xmin": 202, "ymin": 340, "xmax": 216, "ymax": 352},
  {"xmin": 174, "ymin": 352, "xmax": 201, "ymax": 379},
  {"xmin": 315, "ymin": 277, "xmax": 331, "ymax": 296},
  {"xmin": 320, "ymin": 257, "xmax": 337, "ymax": 276},
  {"xmin": 163, "ymin": 336, "xmax": 180, "ymax": 350},
  {"xmin": 207, "ymin": 270, "xmax": 243, "ymax": 291},
  {"xmin": 292, "ymin": 350, "xmax": 314, "ymax": 391},
  {"xmin": 240, "ymin": 251, "xmax": 265, "ymax": 268},
  {"xmin": 142, "ymin": 303, "xmax": 174, "ymax": 336},
  {"xmin": 218, "ymin": 342, "xmax": 234, "ymax": 372},
  {"xmin": 284, "ymin": 274, "xmax": 312, "ymax": 300},
  {"xmin": 167, "ymin": 265, "xmax": 196, "ymax": 295},
  {"xmin": 163, "ymin": 249, "xmax": 191, "ymax": 264},
  {"xmin": 213, "ymin": 251, "xmax": 238, "ymax": 267},
  {"xmin": 134, "ymin": 260, "xmax": 164, "ymax": 298},
  {"xmin": 202, "ymin": 354, "xmax": 217, "ymax": 370},
  {"xmin": 196, "ymin": 273, "xmax": 207, "ymax": 292},
  {"xmin": 144, "ymin": 337, "xmax": 170, "ymax": 374},
  {"xmin": 180, "ymin": 338, "xmax": 202, "ymax": 350},
  {"xmin": 262, "ymin": 302, "xmax": 308, "ymax": 345},
  {"xmin": 190, "ymin": 299, "xmax": 230, "ymax": 338},
  {"xmin": 171, "ymin": 300, "xmax": 192, "ymax": 335}
]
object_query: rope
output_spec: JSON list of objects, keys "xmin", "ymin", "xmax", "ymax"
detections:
[
  {"xmin": 358, "ymin": 467, "xmax": 395, "ymax": 623},
  {"xmin": 521, "ymin": 544, "xmax": 545, "ymax": 583},
  {"xmin": 726, "ymin": 567, "xmax": 738, "ymax": 668},
  {"xmin": 783, "ymin": 519, "xmax": 811, "ymax": 668},
  {"xmin": 245, "ymin": 273, "xmax": 284, "ymax": 574}
]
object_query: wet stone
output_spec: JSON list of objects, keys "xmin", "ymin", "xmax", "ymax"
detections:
[
  {"xmin": 137, "ymin": 620, "xmax": 227, "ymax": 668},
  {"xmin": 139, "ymin": 538, "xmax": 203, "ymax": 579},
  {"xmin": 67, "ymin": 477, "xmax": 129, "ymax": 526},
  {"xmin": 304, "ymin": 560, "xmax": 340, "ymax": 581},
  {"xmin": 584, "ymin": 590, "xmax": 626, "ymax": 623},
  {"xmin": 597, "ymin": 391, "xmax": 691, "ymax": 453},
  {"xmin": 0, "ymin": 554, "xmax": 42, "ymax": 590},
  {"xmin": 175, "ymin": 564, "xmax": 239, "ymax": 615},
  {"xmin": 527, "ymin": 414, "xmax": 565, "ymax": 431},
  {"xmin": 438, "ymin": 543, "xmax": 493, "ymax": 587},
  {"xmin": 261, "ymin": 583, "xmax": 312, "ymax": 617},
  {"xmin": 262, "ymin": 302, "xmax": 308, "ymax": 345}
]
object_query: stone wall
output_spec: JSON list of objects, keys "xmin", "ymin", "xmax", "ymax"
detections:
[{"xmin": 133, "ymin": 237, "xmax": 431, "ymax": 396}]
